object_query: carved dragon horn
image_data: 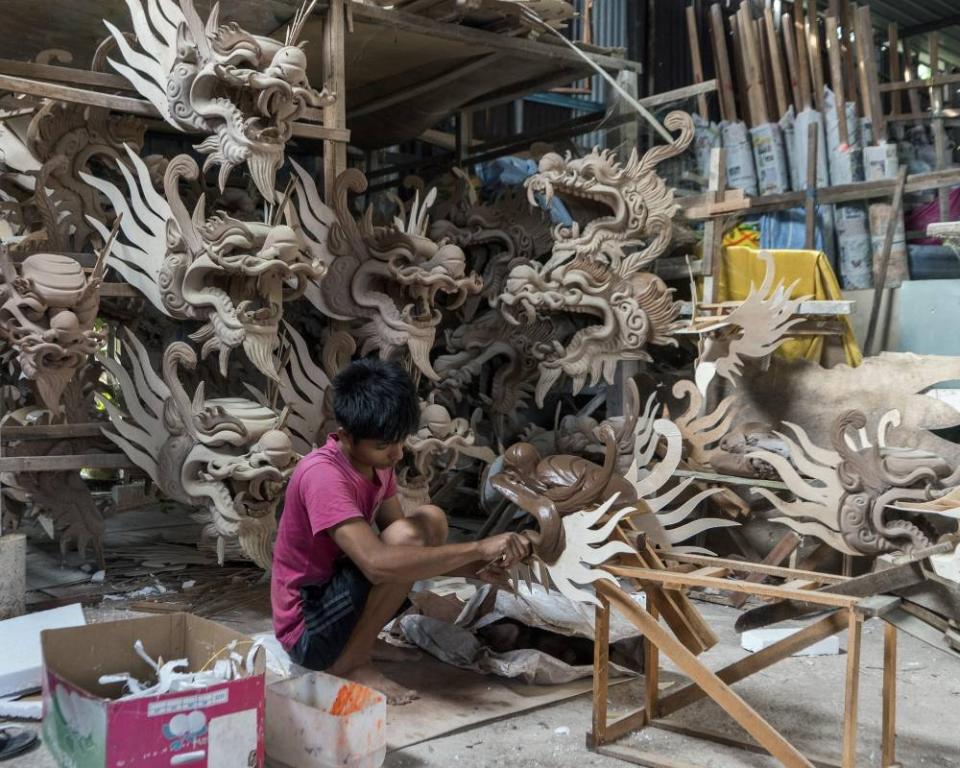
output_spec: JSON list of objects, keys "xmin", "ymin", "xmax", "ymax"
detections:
[{"xmin": 163, "ymin": 155, "xmax": 204, "ymax": 255}]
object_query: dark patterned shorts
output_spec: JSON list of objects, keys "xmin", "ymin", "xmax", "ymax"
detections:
[{"xmin": 290, "ymin": 558, "xmax": 372, "ymax": 671}]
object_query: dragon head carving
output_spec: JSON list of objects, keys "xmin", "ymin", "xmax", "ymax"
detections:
[
  {"xmin": 98, "ymin": 331, "xmax": 298, "ymax": 568},
  {"xmin": 498, "ymin": 112, "xmax": 693, "ymax": 405},
  {"xmin": 103, "ymin": 0, "xmax": 334, "ymax": 198},
  {"xmin": 0, "ymin": 230, "xmax": 114, "ymax": 414},
  {"xmin": 292, "ymin": 163, "xmax": 483, "ymax": 381},
  {"xmin": 84, "ymin": 148, "xmax": 325, "ymax": 381}
]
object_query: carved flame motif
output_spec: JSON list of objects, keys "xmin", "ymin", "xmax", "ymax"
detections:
[
  {"xmin": 497, "ymin": 111, "xmax": 694, "ymax": 405},
  {"xmin": 748, "ymin": 410, "xmax": 952, "ymax": 556},
  {"xmin": 291, "ymin": 161, "xmax": 483, "ymax": 381},
  {"xmin": 83, "ymin": 147, "xmax": 324, "ymax": 381},
  {"xmin": 97, "ymin": 330, "xmax": 297, "ymax": 568},
  {"xmin": 102, "ymin": 0, "xmax": 334, "ymax": 198}
]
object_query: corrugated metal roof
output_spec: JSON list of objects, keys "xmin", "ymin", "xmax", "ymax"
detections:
[{"xmin": 860, "ymin": 1, "xmax": 960, "ymax": 68}]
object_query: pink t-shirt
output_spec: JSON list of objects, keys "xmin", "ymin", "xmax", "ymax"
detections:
[{"xmin": 271, "ymin": 434, "xmax": 396, "ymax": 650}]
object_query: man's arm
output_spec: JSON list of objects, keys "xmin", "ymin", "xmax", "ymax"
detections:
[
  {"xmin": 375, "ymin": 495, "xmax": 406, "ymax": 530},
  {"xmin": 330, "ymin": 519, "xmax": 528, "ymax": 585}
]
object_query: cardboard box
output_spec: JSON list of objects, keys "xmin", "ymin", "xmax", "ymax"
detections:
[{"xmin": 41, "ymin": 612, "xmax": 265, "ymax": 768}]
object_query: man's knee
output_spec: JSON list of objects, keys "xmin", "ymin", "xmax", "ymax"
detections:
[{"xmin": 412, "ymin": 504, "xmax": 448, "ymax": 546}]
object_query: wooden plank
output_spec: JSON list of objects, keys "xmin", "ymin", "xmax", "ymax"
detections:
[
  {"xmin": 604, "ymin": 565, "xmax": 860, "ymax": 607},
  {"xmin": 888, "ymin": 23, "xmax": 902, "ymax": 116},
  {"xmin": 930, "ymin": 32, "xmax": 950, "ymax": 223},
  {"xmin": 882, "ymin": 622, "xmax": 897, "ymax": 767},
  {"xmin": 855, "ymin": 5, "xmax": 886, "ymax": 143},
  {"xmin": 804, "ymin": 121, "xmax": 818, "ymax": 249},
  {"xmin": 729, "ymin": 531, "xmax": 802, "ymax": 609},
  {"xmin": 595, "ymin": 743, "xmax": 701, "ymax": 768},
  {"xmin": 840, "ymin": 0, "xmax": 858, "ymax": 114},
  {"xmin": 842, "ymin": 610, "xmax": 863, "ymax": 768},
  {"xmin": 807, "ymin": 0, "xmax": 825, "ymax": 112},
  {"xmin": 0, "ymin": 453, "xmax": 134, "ymax": 472},
  {"xmin": 825, "ymin": 16, "xmax": 848, "ymax": 146},
  {"xmin": 699, "ymin": 148, "xmax": 726, "ymax": 305},
  {"xmin": 671, "ymin": 467, "xmax": 788, "ymax": 490},
  {"xmin": 660, "ymin": 552, "xmax": 846, "ymax": 584},
  {"xmin": 657, "ymin": 611, "xmax": 847, "ymax": 717},
  {"xmin": 346, "ymin": 1, "xmax": 636, "ymax": 73},
  {"xmin": 782, "ymin": 13, "xmax": 803, "ymax": 110},
  {"xmin": 322, "ymin": 0, "xmax": 348, "ymax": 202},
  {"xmin": 349, "ymin": 53, "xmax": 503, "ymax": 118},
  {"xmin": 864, "ymin": 166, "xmax": 908, "ymax": 351},
  {"xmin": 100, "ymin": 283, "xmax": 141, "ymax": 298},
  {"xmin": 686, "ymin": 6, "xmax": 709, "ymax": 118},
  {"xmin": 729, "ymin": 12, "xmax": 751, "ymax": 126},
  {"xmin": 649, "ymin": 721, "xmax": 843, "ymax": 768},
  {"xmin": 794, "ymin": 4, "xmax": 813, "ymax": 110},
  {"xmin": 645, "ymin": 591, "xmax": 660, "ymax": 721},
  {"xmin": 710, "ymin": 4, "xmax": 737, "ymax": 121},
  {"xmin": 0, "ymin": 423, "xmax": 106, "ymax": 441},
  {"xmin": 593, "ymin": 596, "xmax": 610, "ymax": 744},
  {"xmin": 738, "ymin": 4, "xmax": 767, "ymax": 126},
  {"xmin": 0, "ymin": 58, "xmax": 132, "ymax": 91},
  {"xmin": 596, "ymin": 581, "xmax": 816, "ymax": 768},
  {"xmin": 879, "ymin": 72, "xmax": 960, "ymax": 93},
  {"xmin": 765, "ymin": 8, "xmax": 790, "ymax": 116}
]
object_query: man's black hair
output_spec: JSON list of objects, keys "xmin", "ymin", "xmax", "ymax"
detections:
[{"xmin": 331, "ymin": 358, "xmax": 420, "ymax": 442}]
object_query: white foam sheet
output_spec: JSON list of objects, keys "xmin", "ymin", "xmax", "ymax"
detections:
[{"xmin": 0, "ymin": 603, "xmax": 86, "ymax": 697}]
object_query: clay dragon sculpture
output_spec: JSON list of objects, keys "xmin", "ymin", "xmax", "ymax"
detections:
[
  {"xmin": 97, "ymin": 330, "xmax": 298, "ymax": 568},
  {"xmin": 748, "ymin": 410, "xmax": 954, "ymax": 556},
  {"xmin": 497, "ymin": 112, "xmax": 694, "ymax": 406},
  {"xmin": 290, "ymin": 161, "xmax": 482, "ymax": 381},
  {"xmin": 0, "ymin": 224, "xmax": 116, "ymax": 414},
  {"xmin": 101, "ymin": 0, "xmax": 333, "ymax": 198},
  {"xmin": 83, "ymin": 147, "xmax": 324, "ymax": 381}
]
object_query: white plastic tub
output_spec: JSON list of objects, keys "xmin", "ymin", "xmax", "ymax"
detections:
[{"xmin": 266, "ymin": 671, "xmax": 386, "ymax": 768}]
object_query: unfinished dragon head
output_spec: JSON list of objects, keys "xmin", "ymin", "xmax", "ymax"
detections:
[
  {"xmin": 499, "ymin": 256, "xmax": 680, "ymax": 407},
  {"xmin": 0, "ymin": 230, "xmax": 114, "ymax": 414},
  {"xmin": 292, "ymin": 162, "xmax": 482, "ymax": 381},
  {"xmin": 98, "ymin": 331, "xmax": 298, "ymax": 568},
  {"xmin": 103, "ymin": 0, "xmax": 334, "ymax": 198},
  {"xmin": 84, "ymin": 148, "xmax": 324, "ymax": 381},
  {"xmin": 497, "ymin": 113, "xmax": 693, "ymax": 405}
]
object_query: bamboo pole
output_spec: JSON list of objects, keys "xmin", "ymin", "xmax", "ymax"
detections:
[
  {"xmin": 710, "ymin": 4, "xmax": 737, "ymax": 122},
  {"xmin": 826, "ymin": 16, "xmax": 849, "ymax": 146},
  {"xmin": 686, "ymin": 5, "xmax": 710, "ymax": 118},
  {"xmin": 765, "ymin": 8, "xmax": 790, "ymax": 117}
]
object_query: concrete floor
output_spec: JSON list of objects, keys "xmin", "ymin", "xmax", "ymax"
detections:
[{"xmin": 7, "ymin": 601, "xmax": 960, "ymax": 767}]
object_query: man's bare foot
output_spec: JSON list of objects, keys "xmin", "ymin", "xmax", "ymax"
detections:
[
  {"xmin": 373, "ymin": 637, "xmax": 422, "ymax": 664},
  {"xmin": 347, "ymin": 663, "xmax": 419, "ymax": 705}
]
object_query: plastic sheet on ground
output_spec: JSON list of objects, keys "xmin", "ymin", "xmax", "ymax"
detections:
[{"xmin": 398, "ymin": 583, "xmax": 644, "ymax": 684}]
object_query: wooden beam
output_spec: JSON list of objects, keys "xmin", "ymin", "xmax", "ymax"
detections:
[
  {"xmin": 461, "ymin": 68, "xmax": 583, "ymax": 113},
  {"xmin": 855, "ymin": 5, "xmax": 886, "ymax": 143},
  {"xmin": 765, "ymin": 8, "xmax": 790, "ymax": 116},
  {"xmin": 729, "ymin": 531, "xmax": 803, "ymax": 609},
  {"xmin": 0, "ymin": 424, "xmax": 106, "ymax": 441},
  {"xmin": 595, "ymin": 581, "xmax": 816, "ymax": 768},
  {"xmin": 888, "ymin": 23, "xmax": 902, "ymax": 116},
  {"xmin": 0, "ymin": 453, "xmax": 135, "ymax": 472},
  {"xmin": 826, "ymin": 16, "xmax": 849, "ymax": 146},
  {"xmin": 900, "ymin": 14, "xmax": 960, "ymax": 39},
  {"xmin": 879, "ymin": 72, "xmax": 960, "ymax": 92},
  {"xmin": 0, "ymin": 58, "xmax": 132, "ymax": 91},
  {"xmin": 605, "ymin": 565, "xmax": 859, "ymax": 607},
  {"xmin": 349, "ymin": 53, "xmax": 503, "ymax": 118},
  {"xmin": 661, "ymin": 552, "xmax": 846, "ymax": 583},
  {"xmin": 807, "ymin": 0, "xmax": 825, "ymax": 112},
  {"xmin": 842, "ymin": 610, "xmax": 864, "ymax": 767},
  {"xmin": 322, "ymin": 0, "xmax": 348, "ymax": 202},
  {"xmin": 592, "ymin": 596, "xmax": 610, "ymax": 744},
  {"xmin": 805, "ymin": 121, "xmax": 818, "ymax": 248},
  {"xmin": 782, "ymin": 13, "xmax": 803, "ymax": 110},
  {"xmin": 882, "ymin": 622, "xmax": 898, "ymax": 767}
]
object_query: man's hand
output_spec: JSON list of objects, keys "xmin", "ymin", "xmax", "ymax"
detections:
[{"xmin": 476, "ymin": 532, "xmax": 530, "ymax": 569}]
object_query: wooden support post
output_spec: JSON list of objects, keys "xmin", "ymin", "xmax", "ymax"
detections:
[
  {"xmin": 322, "ymin": 0, "xmax": 348, "ymax": 202},
  {"xmin": 930, "ymin": 32, "xmax": 950, "ymax": 222},
  {"xmin": 686, "ymin": 6, "xmax": 709, "ymax": 119},
  {"xmin": 855, "ymin": 5, "xmax": 887, "ymax": 143},
  {"xmin": 700, "ymin": 147, "xmax": 727, "ymax": 306},
  {"xmin": 757, "ymin": 17, "xmax": 778, "ymax": 122},
  {"xmin": 644, "ymin": 590, "xmax": 660, "ymax": 723},
  {"xmin": 765, "ymin": 8, "xmax": 790, "ymax": 117},
  {"xmin": 804, "ymin": 121, "xmax": 819, "ymax": 249},
  {"xmin": 882, "ymin": 622, "xmax": 898, "ymax": 767},
  {"xmin": 710, "ymin": 4, "xmax": 737, "ymax": 122},
  {"xmin": 842, "ymin": 609, "xmax": 863, "ymax": 768},
  {"xmin": 592, "ymin": 595, "xmax": 611, "ymax": 745},
  {"xmin": 730, "ymin": 13, "xmax": 751, "ymax": 126},
  {"xmin": 864, "ymin": 166, "xmax": 908, "ymax": 352},
  {"xmin": 729, "ymin": 530, "xmax": 802, "ymax": 609},
  {"xmin": 595, "ymin": 581, "xmax": 815, "ymax": 768},
  {"xmin": 840, "ymin": 0, "xmax": 859, "ymax": 116},
  {"xmin": 888, "ymin": 23, "xmax": 902, "ymax": 117},
  {"xmin": 738, "ymin": 4, "xmax": 767, "ymax": 126},
  {"xmin": 826, "ymin": 16, "xmax": 849, "ymax": 146}
]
